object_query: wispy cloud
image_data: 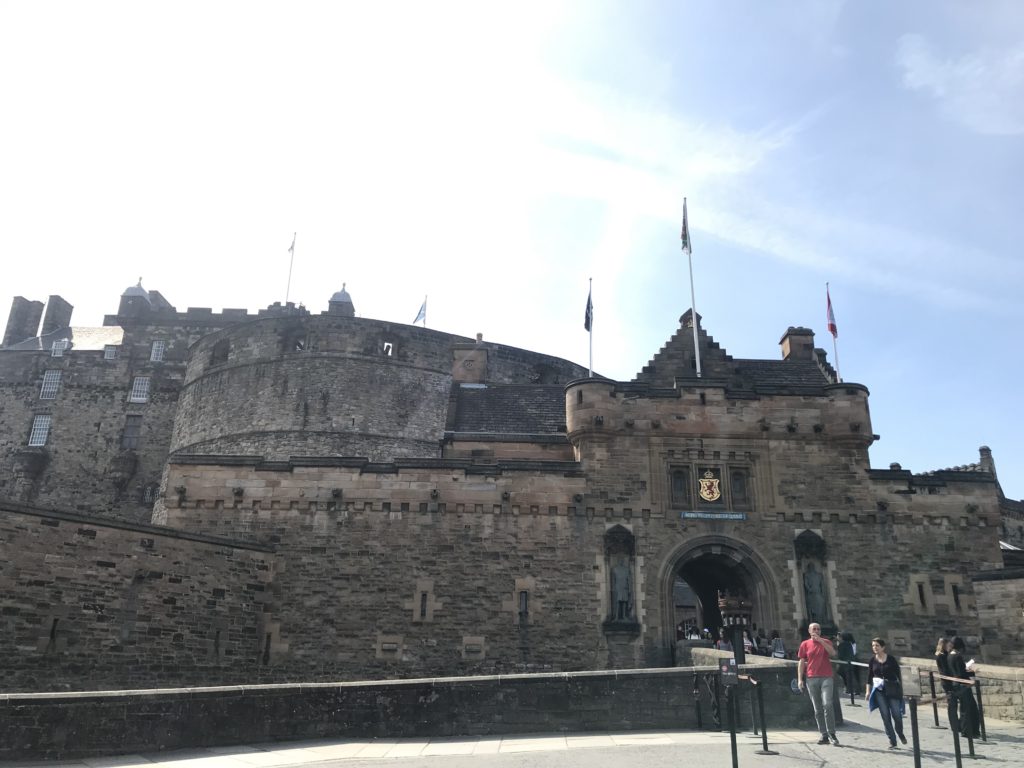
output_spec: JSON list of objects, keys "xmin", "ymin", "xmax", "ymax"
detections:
[{"xmin": 896, "ymin": 33, "xmax": 1024, "ymax": 136}]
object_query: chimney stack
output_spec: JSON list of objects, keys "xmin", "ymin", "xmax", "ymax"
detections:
[
  {"xmin": 779, "ymin": 327, "xmax": 815, "ymax": 361},
  {"xmin": 2, "ymin": 297, "xmax": 45, "ymax": 347},
  {"xmin": 40, "ymin": 295, "xmax": 74, "ymax": 337}
]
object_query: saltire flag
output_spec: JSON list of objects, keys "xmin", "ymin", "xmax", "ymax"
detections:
[
  {"xmin": 584, "ymin": 289, "xmax": 593, "ymax": 332},
  {"xmin": 413, "ymin": 297, "xmax": 427, "ymax": 325},
  {"xmin": 680, "ymin": 198, "xmax": 692, "ymax": 255},
  {"xmin": 288, "ymin": 233, "xmax": 296, "ymax": 255},
  {"xmin": 826, "ymin": 287, "xmax": 838, "ymax": 339}
]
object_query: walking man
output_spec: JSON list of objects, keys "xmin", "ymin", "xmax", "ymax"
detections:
[{"xmin": 797, "ymin": 622, "xmax": 840, "ymax": 746}]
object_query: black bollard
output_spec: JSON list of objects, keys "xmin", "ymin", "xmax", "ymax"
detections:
[
  {"xmin": 965, "ymin": 728, "xmax": 976, "ymax": 759},
  {"xmin": 749, "ymin": 686, "xmax": 758, "ymax": 734},
  {"xmin": 694, "ymin": 673, "xmax": 704, "ymax": 730},
  {"xmin": 929, "ymin": 671, "xmax": 941, "ymax": 727},
  {"xmin": 727, "ymin": 686, "xmax": 739, "ymax": 768},
  {"xmin": 714, "ymin": 673, "xmax": 723, "ymax": 730},
  {"xmin": 847, "ymin": 660, "xmax": 855, "ymax": 706},
  {"xmin": 974, "ymin": 679, "xmax": 987, "ymax": 742},
  {"xmin": 952, "ymin": 723, "xmax": 964, "ymax": 768},
  {"xmin": 910, "ymin": 697, "xmax": 922, "ymax": 768},
  {"xmin": 753, "ymin": 678, "xmax": 778, "ymax": 756}
]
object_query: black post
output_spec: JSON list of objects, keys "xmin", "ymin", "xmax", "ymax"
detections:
[
  {"xmin": 753, "ymin": 678, "xmax": 778, "ymax": 756},
  {"xmin": 847, "ymin": 660, "xmax": 855, "ymax": 706},
  {"xmin": 714, "ymin": 673, "xmax": 723, "ymax": 730},
  {"xmin": 694, "ymin": 673, "xmax": 703, "ymax": 731},
  {"xmin": 910, "ymin": 697, "xmax": 922, "ymax": 768},
  {"xmin": 749, "ymin": 685, "xmax": 758, "ymax": 734},
  {"xmin": 952, "ymin": 724, "xmax": 964, "ymax": 768},
  {"xmin": 727, "ymin": 686, "xmax": 739, "ymax": 768},
  {"xmin": 965, "ymin": 729, "xmax": 976, "ymax": 759},
  {"xmin": 974, "ymin": 679, "xmax": 987, "ymax": 742},
  {"xmin": 929, "ymin": 671, "xmax": 941, "ymax": 727}
]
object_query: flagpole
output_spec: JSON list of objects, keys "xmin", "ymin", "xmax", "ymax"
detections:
[
  {"xmin": 588, "ymin": 277, "xmax": 593, "ymax": 378},
  {"xmin": 285, "ymin": 232, "xmax": 296, "ymax": 304},
  {"xmin": 827, "ymin": 282, "xmax": 842, "ymax": 382},
  {"xmin": 683, "ymin": 198, "xmax": 702, "ymax": 378}
]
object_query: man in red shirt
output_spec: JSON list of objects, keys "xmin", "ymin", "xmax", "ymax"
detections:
[{"xmin": 797, "ymin": 622, "xmax": 840, "ymax": 746}]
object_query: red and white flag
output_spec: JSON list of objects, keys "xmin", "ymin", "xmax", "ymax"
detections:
[{"xmin": 826, "ymin": 286, "xmax": 838, "ymax": 339}]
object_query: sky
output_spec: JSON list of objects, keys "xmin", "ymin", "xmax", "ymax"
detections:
[{"xmin": 1, "ymin": 1, "xmax": 1022, "ymax": 499}]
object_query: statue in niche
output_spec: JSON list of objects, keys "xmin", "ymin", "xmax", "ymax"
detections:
[
  {"xmin": 610, "ymin": 557, "xmax": 634, "ymax": 621},
  {"xmin": 802, "ymin": 562, "xmax": 830, "ymax": 623}
]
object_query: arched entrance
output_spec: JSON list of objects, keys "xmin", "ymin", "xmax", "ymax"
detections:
[{"xmin": 663, "ymin": 536, "xmax": 779, "ymax": 647}]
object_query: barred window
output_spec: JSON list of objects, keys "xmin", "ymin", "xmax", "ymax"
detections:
[
  {"xmin": 121, "ymin": 415, "xmax": 143, "ymax": 450},
  {"xmin": 142, "ymin": 483, "xmax": 158, "ymax": 505},
  {"xmin": 128, "ymin": 376, "xmax": 150, "ymax": 403},
  {"xmin": 150, "ymin": 340, "xmax": 165, "ymax": 362},
  {"xmin": 103, "ymin": 345, "xmax": 118, "ymax": 360},
  {"xmin": 39, "ymin": 370, "xmax": 61, "ymax": 399},
  {"xmin": 671, "ymin": 468, "xmax": 692, "ymax": 507},
  {"xmin": 730, "ymin": 468, "xmax": 751, "ymax": 509},
  {"xmin": 28, "ymin": 415, "xmax": 52, "ymax": 446},
  {"xmin": 51, "ymin": 339, "xmax": 68, "ymax": 357}
]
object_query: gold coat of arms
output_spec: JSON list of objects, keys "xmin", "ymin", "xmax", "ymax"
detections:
[{"xmin": 698, "ymin": 470, "xmax": 722, "ymax": 502}]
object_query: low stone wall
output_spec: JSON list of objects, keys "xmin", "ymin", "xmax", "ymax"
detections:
[
  {"xmin": 1, "ymin": 665, "xmax": 814, "ymax": 761},
  {"xmin": 687, "ymin": 647, "xmax": 1024, "ymax": 723},
  {"xmin": 904, "ymin": 655, "xmax": 1024, "ymax": 722}
]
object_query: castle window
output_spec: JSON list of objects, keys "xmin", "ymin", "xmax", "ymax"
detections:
[
  {"xmin": 28, "ymin": 415, "xmax": 52, "ymax": 446},
  {"xmin": 39, "ymin": 370, "xmax": 61, "ymax": 400},
  {"xmin": 671, "ymin": 468, "xmax": 692, "ymax": 507},
  {"xmin": 383, "ymin": 341, "xmax": 393, "ymax": 356},
  {"xmin": 730, "ymin": 468, "xmax": 750, "ymax": 509},
  {"xmin": 103, "ymin": 345, "xmax": 118, "ymax": 360},
  {"xmin": 128, "ymin": 376, "xmax": 150, "ymax": 403},
  {"xmin": 518, "ymin": 590, "xmax": 529, "ymax": 623},
  {"xmin": 121, "ymin": 415, "xmax": 143, "ymax": 450},
  {"xmin": 150, "ymin": 340, "xmax": 165, "ymax": 362},
  {"xmin": 952, "ymin": 584, "xmax": 962, "ymax": 611},
  {"xmin": 210, "ymin": 339, "xmax": 230, "ymax": 367},
  {"xmin": 50, "ymin": 339, "xmax": 68, "ymax": 357},
  {"xmin": 142, "ymin": 483, "xmax": 158, "ymax": 505}
]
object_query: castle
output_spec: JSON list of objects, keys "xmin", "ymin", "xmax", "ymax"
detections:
[{"xmin": 1, "ymin": 282, "xmax": 1021, "ymax": 691}]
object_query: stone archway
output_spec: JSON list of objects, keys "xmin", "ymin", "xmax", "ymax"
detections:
[{"xmin": 661, "ymin": 536, "xmax": 781, "ymax": 648}]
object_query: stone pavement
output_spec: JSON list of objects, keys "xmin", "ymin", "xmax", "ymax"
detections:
[{"xmin": 5, "ymin": 699, "xmax": 1022, "ymax": 768}]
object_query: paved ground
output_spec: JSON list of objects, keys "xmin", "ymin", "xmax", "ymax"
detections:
[{"xmin": 6, "ymin": 699, "xmax": 1023, "ymax": 768}]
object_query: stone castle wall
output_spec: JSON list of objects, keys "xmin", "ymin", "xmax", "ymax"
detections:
[
  {"xmin": 0, "ymin": 343, "xmax": 180, "ymax": 523},
  {"xmin": 0, "ymin": 502, "xmax": 274, "ymax": 691}
]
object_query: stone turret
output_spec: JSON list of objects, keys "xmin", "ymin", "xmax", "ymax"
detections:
[
  {"xmin": 328, "ymin": 284, "xmax": 355, "ymax": 317},
  {"xmin": 117, "ymin": 279, "xmax": 152, "ymax": 317}
]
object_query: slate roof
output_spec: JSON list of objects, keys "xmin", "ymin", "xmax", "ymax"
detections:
[
  {"xmin": 4, "ymin": 325, "xmax": 124, "ymax": 352},
  {"xmin": 450, "ymin": 385, "xmax": 567, "ymax": 435},
  {"xmin": 633, "ymin": 313, "xmax": 835, "ymax": 395}
]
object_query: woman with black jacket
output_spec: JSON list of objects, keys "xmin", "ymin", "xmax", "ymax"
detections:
[
  {"xmin": 866, "ymin": 637, "xmax": 907, "ymax": 749},
  {"xmin": 948, "ymin": 636, "xmax": 980, "ymax": 738},
  {"xmin": 935, "ymin": 637, "xmax": 958, "ymax": 730}
]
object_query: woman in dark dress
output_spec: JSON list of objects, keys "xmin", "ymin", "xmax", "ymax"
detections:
[
  {"xmin": 935, "ymin": 637, "xmax": 958, "ymax": 730},
  {"xmin": 948, "ymin": 636, "xmax": 980, "ymax": 738},
  {"xmin": 866, "ymin": 637, "xmax": 907, "ymax": 749}
]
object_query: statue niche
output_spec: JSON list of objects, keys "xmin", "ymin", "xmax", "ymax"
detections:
[
  {"xmin": 603, "ymin": 525, "xmax": 639, "ymax": 633},
  {"xmin": 794, "ymin": 530, "xmax": 833, "ymax": 628}
]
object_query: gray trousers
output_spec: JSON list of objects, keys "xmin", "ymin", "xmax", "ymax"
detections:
[{"xmin": 807, "ymin": 676, "xmax": 836, "ymax": 736}]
